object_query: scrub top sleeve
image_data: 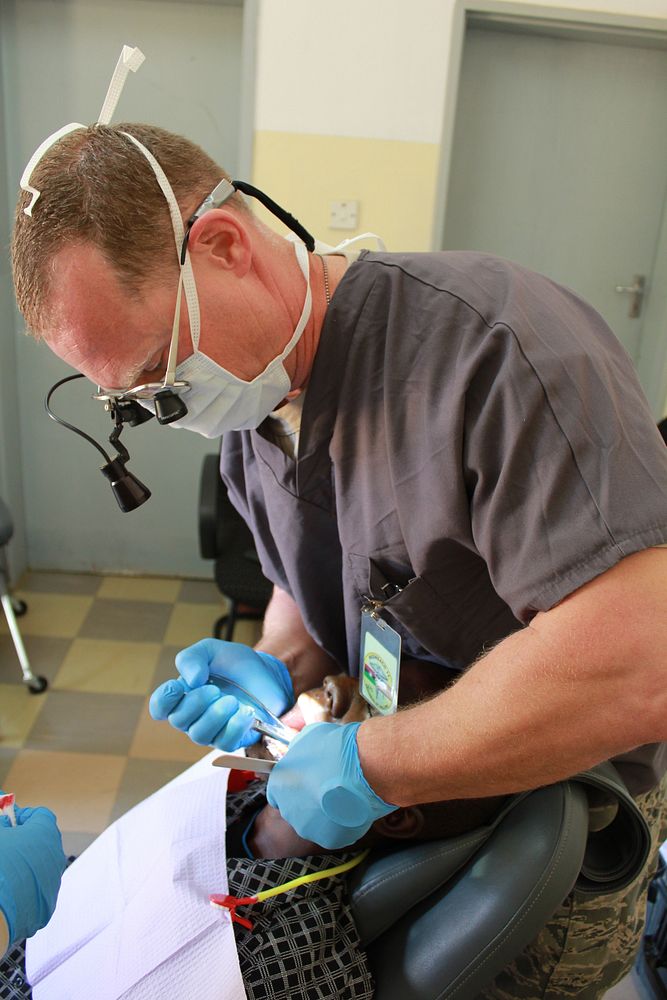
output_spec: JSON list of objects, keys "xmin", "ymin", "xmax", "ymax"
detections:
[{"xmin": 461, "ymin": 320, "xmax": 667, "ymax": 623}]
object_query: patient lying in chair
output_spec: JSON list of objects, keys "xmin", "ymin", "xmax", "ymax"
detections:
[
  {"xmin": 243, "ymin": 668, "xmax": 506, "ymax": 858},
  {"xmin": 19, "ymin": 667, "xmax": 505, "ymax": 1000},
  {"xmin": 225, "ymin": 669, "xmax": 506, "ymax": 1000}
]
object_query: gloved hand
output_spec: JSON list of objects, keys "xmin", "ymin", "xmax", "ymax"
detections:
[
  {"xmin": 149, "ymin": 637, "xmax": 294, "ymax": 751},
  {"xmin": 0, "ymin": 799, "xmax": 67, "ymax": 945},
  {"xmin": 266, "ymin": 722, "xmax": 397, "ymax": 849}
]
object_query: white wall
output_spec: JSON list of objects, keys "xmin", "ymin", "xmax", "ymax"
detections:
[
  {"xmin": 256, "ymin": 0, "xmax": 667, "ymax": 141},
  {"xmin": 253, "ymin": 0, "xmax": 667, "ymax": 416},
  {"xmin": 1, "ymin": 0, "xmax": 244, "ymax": 578},
  {"xmin": 0, "ymin": 40, "xmax": 27, "ymax": 580}
]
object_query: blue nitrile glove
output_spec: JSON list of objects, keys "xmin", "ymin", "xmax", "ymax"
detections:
[
  {"xmin": 149, "ymin": 637, "xmax": 294, "ymax": 751},
  {"xmin": 0, "ymin": 800, "xmax": 67, "ymax": 945},
  {"xmin": 266, "ymin": 722, "xmax": 397, "ymax": 849}
]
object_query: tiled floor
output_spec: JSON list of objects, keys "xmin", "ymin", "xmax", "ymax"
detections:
[{"xmin": 0, "ymin": 570, "xmax": 261, "ymax": 855}]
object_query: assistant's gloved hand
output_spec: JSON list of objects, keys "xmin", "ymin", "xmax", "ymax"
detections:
[
  {"xmin": 149, "ymin": 637, "xmax": 294, "ymax": 751},
  {"xmin": 0, "ymin": 800, "xmax": 67, "ymax": 946},
  {"xmin": 266, "ymin": 722, "xmax": 397, "ymax": 849}
]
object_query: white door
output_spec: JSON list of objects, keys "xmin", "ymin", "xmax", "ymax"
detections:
[{"xmin": 443, "ymin": 22, "xmax": 667, "ymax": 411}]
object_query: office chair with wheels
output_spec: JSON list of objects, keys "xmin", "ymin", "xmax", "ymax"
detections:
[
  {"xmin": 0, "ymin": 496, "xmax": 48, "ymax": 693},
  {"xmin": 199, "ymin": 453, "xmax": 272, "ymax": 641}
]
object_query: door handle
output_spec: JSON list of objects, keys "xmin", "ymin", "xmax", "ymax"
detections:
[{"xmin": 614, "ymin": 275, "xmax": 645, "ymax": 319}]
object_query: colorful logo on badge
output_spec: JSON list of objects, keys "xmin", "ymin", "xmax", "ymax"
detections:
[{"xmin": 362, "ymin": 650, "xmax": 394, "ymax": 712}]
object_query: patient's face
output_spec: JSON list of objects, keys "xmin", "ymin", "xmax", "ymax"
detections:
[
  {"xmin": 247, "ymin": 674, "xmax": 370, "ymax": 858},
  {"xmin": 242, "ymin": 670, "xmax": 506, "ymax": 860}
]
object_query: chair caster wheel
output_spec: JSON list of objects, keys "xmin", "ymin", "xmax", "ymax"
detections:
[
  {"xmin": 27, "ymin": 676, "xmax": 48, "ymax": 694},
  {"xmin": 12, "ymin": 598, "xmax": 27, "ymax": 617}
]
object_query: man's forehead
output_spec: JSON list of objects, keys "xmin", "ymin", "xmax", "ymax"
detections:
[
  {"xmin": 47, "ymin": 244, "xmax": 124, "ymax": 340},
  {"xmin": 45, "ymin": 243, "xmax": 166, "ymax": 383},
  {"xmin": 51, "ymin": 241, "xmax": 118, "ymax": 292}
]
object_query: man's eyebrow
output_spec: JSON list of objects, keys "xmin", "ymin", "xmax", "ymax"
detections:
[{"xmin": 119, "ymin": 353, "xmax": 161, "ymax": 388}]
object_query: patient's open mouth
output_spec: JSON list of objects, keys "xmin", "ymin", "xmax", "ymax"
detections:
[{"xmin": 279, "ymin": 703, "xmax": 307, "ymax": 731}]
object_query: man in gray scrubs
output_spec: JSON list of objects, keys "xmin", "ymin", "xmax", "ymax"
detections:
[{"xmin": 11, "ymin": 123, "xmax": 667, "ymax": 999}]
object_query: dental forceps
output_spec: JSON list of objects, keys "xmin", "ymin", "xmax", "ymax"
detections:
[{"xmin": 209, "ymin": 676, "xmax": 293, "ymax": 745}]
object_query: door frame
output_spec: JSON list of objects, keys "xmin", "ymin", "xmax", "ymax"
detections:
[{"xmin": 433, "ymin": 1, "xmax": 667, "ymax": 417}]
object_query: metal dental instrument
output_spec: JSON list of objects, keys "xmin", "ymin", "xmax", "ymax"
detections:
[
  {"xmin": 209, "ymin": 675, "xmax": 293, "ymax": 746},
  {"xmin": 251, "ymin": 720, "xmax": 291, "ymax": 745},
  {"xmin": 212, "ymin": 753, "xmax": 276, "ymax": 774}
]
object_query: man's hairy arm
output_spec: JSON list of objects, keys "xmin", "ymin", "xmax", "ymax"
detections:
[
  {"xmin": 358, "ymin": 547, "xmax": 667, "ymax": 807},
  {"xmin": 255, "ymin": 586, "xmax": 339, "ymax": 697}
]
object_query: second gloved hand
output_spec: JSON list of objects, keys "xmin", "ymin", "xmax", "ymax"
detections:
[
  {"xmin": 149, "ymin": 638, "xmax": 294, "ymax": 751},
  {"xmin": 0, "ymin": 800, "xmax": 67, "ymax": 945},
  {"xmin": 266, "ymin": 722, "xmax": 397, "ymax": 849}
]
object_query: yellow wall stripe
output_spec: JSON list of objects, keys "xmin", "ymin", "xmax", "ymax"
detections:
[{"xmin": 252, "ymin": 131, "xmax": 441, "ymax": 252}]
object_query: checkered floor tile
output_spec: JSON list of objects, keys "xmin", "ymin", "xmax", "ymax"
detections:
[{"xmin": 0, "ymin": 570, "xmax": 262, "ymax": 854}]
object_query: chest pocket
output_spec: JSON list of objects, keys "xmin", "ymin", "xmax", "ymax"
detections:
[
  {"xmin": 347, "ymin": 553, "xmax": 469, "ymax": 669},
  {"xmin": 347, "ymin": 552, "xmax": 522, "ymax": 670}
]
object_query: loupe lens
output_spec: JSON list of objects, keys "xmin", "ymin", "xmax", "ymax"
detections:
[{"xmin": 154, "ymin": 389, "xmax": 188, "ymax": 424}]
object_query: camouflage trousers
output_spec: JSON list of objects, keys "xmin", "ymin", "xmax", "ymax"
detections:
[{"xmin": 476, "ymin": 774, "xmax": 667, "ymax": 1000}]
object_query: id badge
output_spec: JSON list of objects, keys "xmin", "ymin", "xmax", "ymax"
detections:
[{"xmin": 359, "ymin": 608, "xmax": 401, "ymax": 715}]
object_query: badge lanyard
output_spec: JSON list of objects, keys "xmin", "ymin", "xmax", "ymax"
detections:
[{"xmin": 358, "ymin": 592, "xmax": 402, "ymax": 716}]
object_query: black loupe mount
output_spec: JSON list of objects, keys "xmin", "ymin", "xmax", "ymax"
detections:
[{"xmin": 45, "ymin": 374, "xmax": 152, "ymax": 512}]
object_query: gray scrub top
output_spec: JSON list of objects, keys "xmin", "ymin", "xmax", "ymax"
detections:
[{"xmin": 220, "ymin": 251, "xmax": 667, "ymax": 795}]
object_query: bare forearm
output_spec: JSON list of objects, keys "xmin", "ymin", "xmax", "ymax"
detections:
[
  {"xmin": 255, "ymin": 586, "xmax": 339, "ymax": 696},
  {"xmin": 359, "ymin": 548, "xmax": 667, "ymax": 806}
]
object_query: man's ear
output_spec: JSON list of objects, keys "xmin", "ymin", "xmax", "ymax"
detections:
[
  {"xmin": 373, "ymin": 807, "xmax": 426, "ymax": 841},
  {"xmin": 186, "ymin": 209, "xmax": 252, "ymax": 277}
]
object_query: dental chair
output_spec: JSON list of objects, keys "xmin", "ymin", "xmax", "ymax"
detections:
[
  {"xmin": 349, "ymin": 763, "xmax": 651, "ymax": 999},
  {"xmin": 0, "ymin": 495, "xmax": 48, "ymax": 692},
  {"xmin": 199, "ymin": 453, "xmax": 272, "ymax": 641}
]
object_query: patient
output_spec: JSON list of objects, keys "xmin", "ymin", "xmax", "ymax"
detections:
[
  {"xmin": 14, "ymin": 666, "xmax": 506, "ymax": 1000},
  {"xmin": 240, "ymin": 668, "xmax": 506, "ymax": 860},
  {"xmin": 222, "ymin": 668, "xmax": 507, "ymax": 1000}
]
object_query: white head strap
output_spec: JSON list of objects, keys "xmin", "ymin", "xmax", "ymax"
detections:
[
  {"xmin": 119, "ymin": 131, "xmax": 201, "ymax": 353},
  {"xmin": 18, "ymin": 44, "xmax": 200, "ymax": 352},
  {"xmin": 20, "ymin": 45, "xmax": 145, "ymax": 216},
  {"xmin": 97, "ymin": 45, "xmax": 145, "ymax": 125}
]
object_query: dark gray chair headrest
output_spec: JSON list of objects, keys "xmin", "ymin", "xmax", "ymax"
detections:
[
  {"xmin": 350, "ymin": 782, "xmax": 589, "ymax": 999},
  {"xmin": 349, "ymin": 763, "xmax": 651, "ymax": 999}
]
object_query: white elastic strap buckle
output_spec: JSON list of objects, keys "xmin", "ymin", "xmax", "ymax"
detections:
[
  {"xmin": 97, "ymin": 46, "xmax": 145, "ymax": 125},
  {"xmin": 19, "ymin": 43, "xmax": 145, "ymax": 217},
  {"xmin": 20, "ymin": 122, "xmax": 85, "ymax": 216}
]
